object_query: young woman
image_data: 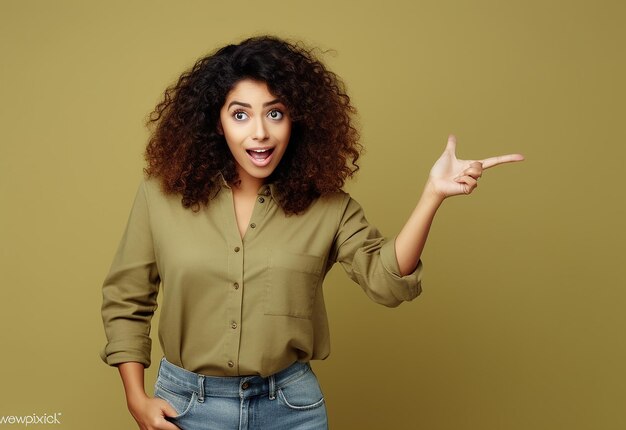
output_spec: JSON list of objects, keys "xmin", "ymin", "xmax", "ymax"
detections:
[{"xmin": 100, "ymin": 35, "xmax": 523, "ymax": 430}]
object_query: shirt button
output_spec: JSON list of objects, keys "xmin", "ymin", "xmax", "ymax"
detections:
[
  {"xmin": 258, "ymin": 197, "xmax": 265, "ymax": 203},
  {"xmin": 233, "ymin": 282, "xmax": 239, "ymax": 290},
  {"xmin": 250, "ymin": 223, "xmax": 256, "ymax": 229},
  {"xmin": 228, "ymin": 361, "xmax": 234, "ymax": 368},
  {"xmin": 241, "ymin": 382, "xmax": 250, "ymax": 390},
  {"xmin": 231, "ymin": 322, "xmax": 238, "ymax": 329},
  {"xmin": 234, "ymin": 246, "xmax": 240, "ymax": 252}
]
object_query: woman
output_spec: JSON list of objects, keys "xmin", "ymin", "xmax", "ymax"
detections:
[{"xmin": 100, "ymin": 35, "xmax": 523, "ymax": 430}]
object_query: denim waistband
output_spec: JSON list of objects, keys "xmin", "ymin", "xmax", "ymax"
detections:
[{"xmin": 156, "ymin": 356, "xmax": 311, "ymax": 400}]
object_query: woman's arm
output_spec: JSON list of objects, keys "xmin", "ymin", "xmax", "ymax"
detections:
[
  {"xmin": 117, "ymin": 362, "xmax": 179, "ymax": 430},
  {"xmin": 395, "ymin": 135, "xmax": 524, "ymax": 276}
]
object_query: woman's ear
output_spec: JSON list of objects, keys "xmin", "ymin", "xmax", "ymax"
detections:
[{"xmin": 217, "ymin": 120, "xmax": 223, "ymax": 135}]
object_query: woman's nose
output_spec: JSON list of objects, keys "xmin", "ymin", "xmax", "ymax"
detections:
[{"xmin": 253, "ymin": 118, "xmax": 269, "ymax": 141}]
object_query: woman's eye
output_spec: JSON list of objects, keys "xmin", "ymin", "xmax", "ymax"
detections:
[
  {"xmin": 233, "ymin": 111, "xmax": 248, "ymax": 121},
  {"xmin": 268, "ymin": 109, "xmax": 283, "ymax": 120}
]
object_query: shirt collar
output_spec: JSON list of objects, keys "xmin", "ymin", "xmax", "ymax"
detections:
[
  {"xmin": 214, "ymin": 172, "xmax": 277, "ymax": 199},
  {"xmin": 215, "ymin": 172, "xmax": 230, "ymax": 189}
]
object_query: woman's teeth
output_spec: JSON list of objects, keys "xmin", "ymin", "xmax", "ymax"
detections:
[{"xmin": 247, "ymin": 148, "xmax": 273, "ymax": 160}]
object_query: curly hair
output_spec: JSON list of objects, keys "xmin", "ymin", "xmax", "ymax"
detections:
[{"xmin": 144, "ymin": 35, "xmax": 362, "ymax": 214}]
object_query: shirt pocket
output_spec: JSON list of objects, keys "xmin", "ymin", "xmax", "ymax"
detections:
[{"xmin": 265, "ymin": 249, "xmax": 324, "ymax": 319}]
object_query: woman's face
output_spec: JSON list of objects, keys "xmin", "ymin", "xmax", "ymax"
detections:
[{"xmin": 219, "ymin": 79, "xmax": 291, "ymax": 187}]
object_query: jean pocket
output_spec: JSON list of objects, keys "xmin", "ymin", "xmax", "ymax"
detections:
[
  {"xmin": 265, "ymin": 250, "xmax": 323, "ymax": 319},
  {"xmin": 154, "ymin": 377, "xmax": 198, "ymax": 420},
  {"xmin": 277, "ymin": 367, "xmax": 325, "ymax": 411}
]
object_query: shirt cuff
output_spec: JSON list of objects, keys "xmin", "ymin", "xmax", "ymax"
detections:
[
  {"xmin": 379, "ymin": 236, "xmax": 423, "ymax": 302},
  {"xmin": 100, "ymin": 337, "xmax": 152, "ymax": 368}
]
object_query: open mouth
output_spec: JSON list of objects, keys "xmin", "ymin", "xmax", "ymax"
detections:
[{"xmin": 246, "ymin": 148, "xmax": 275, "ymax": 167}]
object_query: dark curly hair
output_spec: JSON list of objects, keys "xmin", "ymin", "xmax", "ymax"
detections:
[{"xmin": 143, "ymin": 35, "xmax": 362, "ymax": 214}]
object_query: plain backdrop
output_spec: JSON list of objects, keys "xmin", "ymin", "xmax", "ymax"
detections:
[{"xmin": 1, "ymin": 0, "xmax": 624, "ymax": 429}]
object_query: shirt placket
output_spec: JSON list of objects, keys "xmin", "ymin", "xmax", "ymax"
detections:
[
  {"xmin": 224, "ymin": 188, "xmax": 243, "ymax": 374},
  {"xmin": 224, "ymin": 184, "xmax": 271, "ymax": 374}
]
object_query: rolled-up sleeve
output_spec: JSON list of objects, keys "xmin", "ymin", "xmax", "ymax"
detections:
[
  {"xmin": 99, "ymin": 180, "xmax": 160, "ymax": 368},
  {"xmin": 332, "ymin": 195, "xmax": 423, "ymax": 307}
]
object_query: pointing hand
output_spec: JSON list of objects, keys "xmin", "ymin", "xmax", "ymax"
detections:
[{"xmin": 427, "ymin": 134, "xmax": 524, "ymax": 199}]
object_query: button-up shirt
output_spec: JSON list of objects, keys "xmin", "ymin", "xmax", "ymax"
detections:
[{"xmin": 100, "ymin": 176, "xmax": 423, "ymax": 377}]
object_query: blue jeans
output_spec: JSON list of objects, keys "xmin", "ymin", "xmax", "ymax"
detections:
[{"xmin": 153, "ymin": 356, "xmax": 328, "ymax": 430}]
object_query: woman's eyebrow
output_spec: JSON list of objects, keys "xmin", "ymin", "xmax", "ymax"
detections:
[
  {"xmin": 227, "ymin": 99, "xmax": 282, "ymax": 109},
  {"xmin": 263, "ymin": 99, "xmax": 282, "ymax": 107}
]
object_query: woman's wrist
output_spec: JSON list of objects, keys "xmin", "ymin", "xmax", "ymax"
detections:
[{"xmin": 421, "ymin": 179, "xmax": 446, "ymax": 208}]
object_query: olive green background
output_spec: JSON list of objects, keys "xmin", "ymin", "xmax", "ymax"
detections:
[{"xmin": 1, "ymin": 0, "xmax": 624, "ymax": 429}]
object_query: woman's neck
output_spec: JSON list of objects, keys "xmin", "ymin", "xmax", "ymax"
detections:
[{"xmin": 233, "ymin": 170, "xmax": 264, "ymax": 197}]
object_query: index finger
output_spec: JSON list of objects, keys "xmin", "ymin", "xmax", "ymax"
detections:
[{"xmin": 480, "ymin": 153, "xmax": 525, "ymax": 169}]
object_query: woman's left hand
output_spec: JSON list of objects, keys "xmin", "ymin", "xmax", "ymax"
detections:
[{"xmin": 426, "ymin": 134, "xmax": 524, "ymax": 199}]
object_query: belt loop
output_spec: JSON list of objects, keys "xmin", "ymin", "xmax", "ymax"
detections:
[
  {"xmin": 269, "ymin": 374, "xmax": 276, "ymax": 400},
  {"xmin": 197, "ymin": 375, "xmax": 205, "ymax": 403}
]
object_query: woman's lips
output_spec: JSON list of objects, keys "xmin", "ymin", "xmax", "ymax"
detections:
[{"xmin": 246, "ymin": 148, "xmax": 275, "ymax": 167}]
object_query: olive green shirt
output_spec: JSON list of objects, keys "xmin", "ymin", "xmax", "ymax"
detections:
[{"xmin": 99, "ymin": 176, "xmax": 423, "ymax": 377}]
